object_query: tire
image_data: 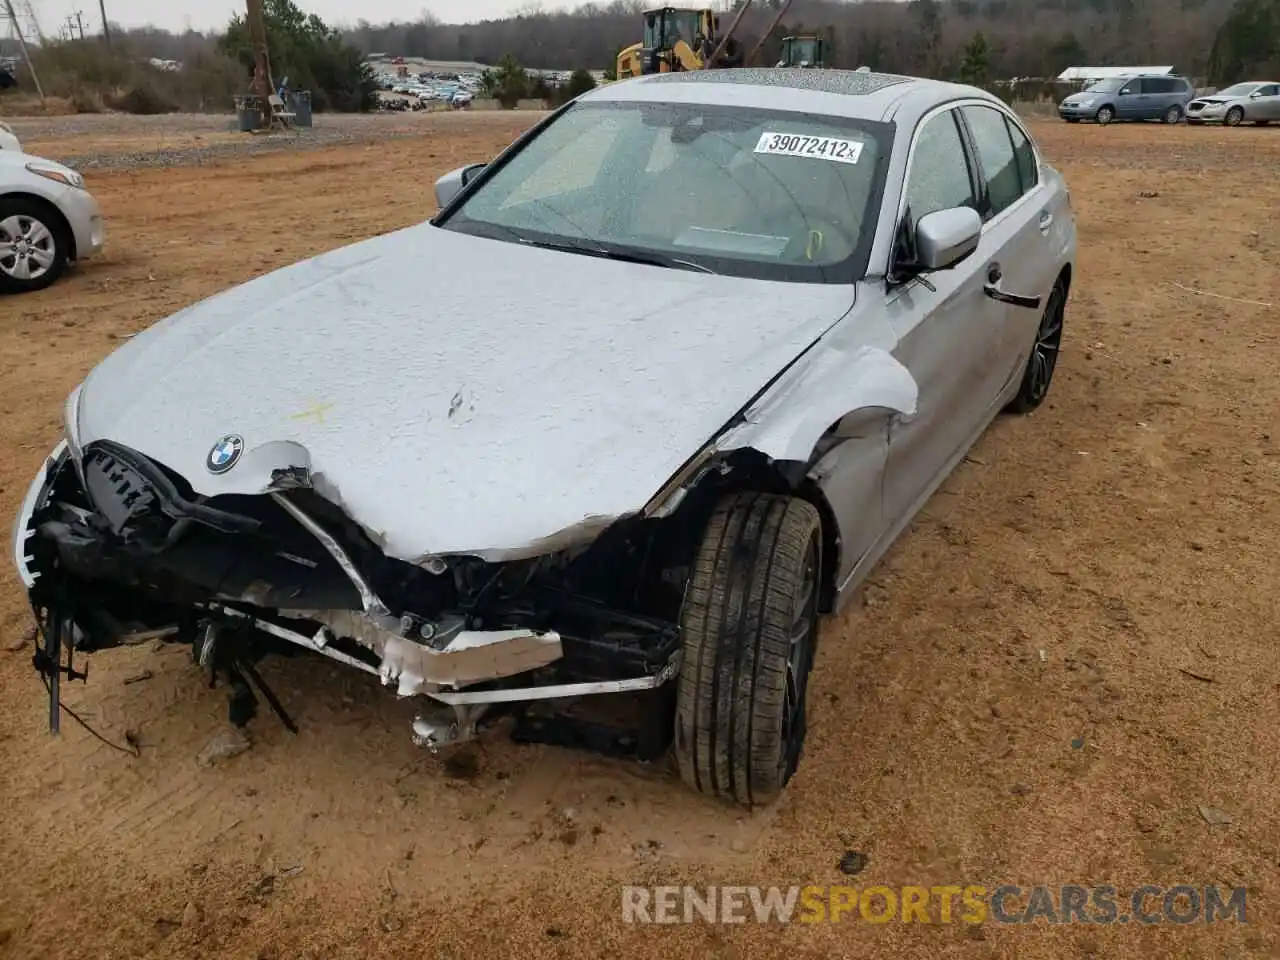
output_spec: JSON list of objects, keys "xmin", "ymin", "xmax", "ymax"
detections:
[
  {"xmin": 0, "ymin": 197, "xmax": 68, "ymax": 294},
  {"xmin": 674, "ymin": 491, "xmax": 822, "ymax": 807},
  {"xmin": 1163, "ymin": 105, "xmax": 1182, "ymax": 124},
  {"xmin": 1006, "ymin": 277, "xmax": 1067, "ymax": 414},
  {"xmin": 1225, "ymin": 106, "xmax": 1244, "ymax": 127},
  {"xmin": 1095, "ymin": 105, "xmax": 1115, "ymax": 125}
]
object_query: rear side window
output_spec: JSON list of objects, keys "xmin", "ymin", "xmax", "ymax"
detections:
[
  {"xmin": 1004, "ymin": 117, "xmax": 1039, "ymax": 193},
  {"xmin": 960, "ymin": 104, "xmax": 1024, "ymax": 219}
]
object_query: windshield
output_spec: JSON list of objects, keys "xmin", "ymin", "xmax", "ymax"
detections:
[
  {"xmin": 438, "ymin": 100, "xmax": 890, "ymax": 283},
  {"xmin": 1215, "ymin": 82, "xmax": 1261, "ymax": 97},
  {"xmin": 643, "ymin": 10, "xmax": 704, "ymax": 49},
  {"xmin": 1084, "ymin": 78, "xmax": 1125, "ymax": 93},
  {"xmin": 787, "ymin": 38, "xmax": 820, "ymax": 63}
]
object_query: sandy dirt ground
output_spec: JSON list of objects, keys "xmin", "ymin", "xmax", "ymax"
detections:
[{"xmin": 0, "ymin": 112, "xmax": 1278, "ymax": 960}]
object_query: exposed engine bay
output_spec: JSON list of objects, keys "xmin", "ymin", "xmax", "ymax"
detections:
[{"xmin": 15, "ymin": 438, "xmax": 723, "ymax": 756}]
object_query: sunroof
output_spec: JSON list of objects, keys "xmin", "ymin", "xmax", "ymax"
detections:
[{"xmin": 643, "ymin": 68, "xmax": 914, "ymax": 96}]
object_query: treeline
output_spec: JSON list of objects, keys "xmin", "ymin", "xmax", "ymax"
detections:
[
  {"xmin": 341, "ymin": 0, "xmax": 1276, "ymax": 82},
  {"xmin": 1, "ymin": 0, "xmax": 377, "ymax": 113},
  {"xmin": 6, "ymin": 0, "xmax": 1274, "ymax": 114}
]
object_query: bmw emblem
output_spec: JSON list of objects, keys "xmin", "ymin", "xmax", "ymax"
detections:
[{"xmin": 206, "ymin": 434, "xmax": 244, "ymax": 475}]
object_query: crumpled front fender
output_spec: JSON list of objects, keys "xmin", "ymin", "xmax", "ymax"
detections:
[{"xmin": 717, "ymin": 345, "xmax": 918, "ymax": 464}]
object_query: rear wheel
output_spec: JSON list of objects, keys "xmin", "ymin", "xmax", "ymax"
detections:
[
  {"xmin": 1006, "ymin": 278, "xmax": 1067, "ymax": 414},
  {"xmin": 674, "ymin": 492, "xmax": 822, "ymax": 807},
  {"xmin": 1095, "ymin": 105, "xmax": 1115, "ymax": 124},
  {"xmin": 1163, "ymin": 105, "xmax": 1182, "ymax": 124},
  {"xmin": 0, "ymin": 197, "xmax": 68, "ymax": 294},
  {"xmin": 1225, "ymin": 106, "xmax": 1244, "ymax": 126}
]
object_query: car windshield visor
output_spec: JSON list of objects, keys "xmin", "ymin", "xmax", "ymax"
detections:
[{"xmin": 437, "ymin": 100, "xmax": 890, "ymax": 283}]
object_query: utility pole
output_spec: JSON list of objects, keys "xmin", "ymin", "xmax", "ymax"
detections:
[
  {"xmin": 245, "ymin": 0, "xmax": 273, "ymax": 127},
  {"xmin": 2, "ymin": 0, "xmax": 44, "ymax": 102},
  {"xmin": 73, "ymin": 9, "xmax": 85, "ymax": 38},
  {"xmin": 97, "ymin": 0, "xmax": 110, "ymax": 49}
]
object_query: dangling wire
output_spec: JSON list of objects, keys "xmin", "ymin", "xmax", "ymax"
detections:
[{"xmin": 29, "ymin": 606, "xmax": 140, "ymax": 757}]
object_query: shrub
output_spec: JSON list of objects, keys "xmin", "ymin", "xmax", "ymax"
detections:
[{"xmin": 105, "ymin": 83, "xmax": 179, "ymax": 114}]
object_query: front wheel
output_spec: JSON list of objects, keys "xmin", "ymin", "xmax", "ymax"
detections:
[
  {"xmin": 1006, "ymin": 278, "xmax": 1067, "ymax": 414},
  {"xmin": 1095, "ymin": 105, "xmax": 1115, "ymax": 124},
  {"xmin": 674, "ymin": 492, "xmax": 822, "ymax": 807},
  {"xmin": 0, "ymin": 198, "xmax": 68, "ymax": 294},
  {"xmin": 1225, "ymin": 106, "xmax": 1244, "ymax": 126}
]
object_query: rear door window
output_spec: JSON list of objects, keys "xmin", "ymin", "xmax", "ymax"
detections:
[
  {"xmin": 960, "ymin": 104, "xmax": 1024, "ymax": 219},
  {"xmin": 1004, "ymin": 116, "xmax": 1039, "ymax": 194}
]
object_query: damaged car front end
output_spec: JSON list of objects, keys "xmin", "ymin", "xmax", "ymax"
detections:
[{"xmin": 14, "ymin": 430, "xmax": 714, "ymax": 755}]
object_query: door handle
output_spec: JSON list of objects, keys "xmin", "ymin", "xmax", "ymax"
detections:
[
  {"xmin": 984, "ymin": 264, "xmax": 1042, "ymax": 310},
  {"xmin": 1038, "ymin": 210, "xmax": 1053, "ymax": 231}
]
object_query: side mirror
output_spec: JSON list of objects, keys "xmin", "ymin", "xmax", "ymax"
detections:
[
  {"xmin": 914, "ymin": 206, "xmax": 982, "ymax": 272},
  {"xmin": 434, "ymin": 163, "xmax": 485, "ymax": 208},
  {"xmin": 1249, "ymin": 91, "xmax": 1262, "ymax": 98}
]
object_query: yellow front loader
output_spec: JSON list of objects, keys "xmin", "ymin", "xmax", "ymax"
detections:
[
  {"xmin": 616, "ymin": 7, "xmax": 718, "ymax": 80},
  {"xmin": 615, "ymin": 0, "xmax": 809, "ymax": 80}
]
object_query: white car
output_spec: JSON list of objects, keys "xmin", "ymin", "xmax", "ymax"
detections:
[
  {"xmin": 1185, "ymin": 81, "xmax": 1280, "ymax": 126},
  {"xmin": 0, "ymin": 120, "xmax": 21, "ymax": 152},
  {"xmin": 13, "ymin": 70, "xmax": 1074, "ymax": 806},
  {"xmin": 0, "ymin": 149, "xmax": 104, "ymax": 293}
]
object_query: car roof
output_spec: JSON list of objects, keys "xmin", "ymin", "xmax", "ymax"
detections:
[{"xmin": 582, "ymin": 68, "xmax": 995, "ymax": 124}]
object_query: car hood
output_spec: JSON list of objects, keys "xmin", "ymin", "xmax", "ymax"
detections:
[
  {"xmin": 1193, "ymin": 96, "xmax": 1229, "ymax": 105},
  {"xmin": 75, "ymin": 224, "xmax": 855, "ymax": 563}
]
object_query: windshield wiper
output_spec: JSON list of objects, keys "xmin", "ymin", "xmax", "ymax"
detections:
[{"xmin": 519, "ymin": 237, "xmax": 715, "ymax": 275}]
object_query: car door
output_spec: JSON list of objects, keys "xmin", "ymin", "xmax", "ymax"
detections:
[
  {"xmin": 957, "ymin": 103, "xmax": 1058, "ymax": 392},
  {"xmin": 1251, "ymin": 84, "xmax": 1280, "ymax": 120},
  {"xmin": 880, "ymin": 105, "xmax": 1006, "ymax": 530},
  {"xmin": 1145, "ymin": 77, "xmax": 1174, "ymax": 118},
  {"xmin": 1116, "ymin": 78, "xmax": 1145, "ymax": 119}
]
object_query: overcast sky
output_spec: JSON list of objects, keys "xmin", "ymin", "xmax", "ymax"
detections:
[{"xmin": 30, "ymin": 1, "xmax": 539, "ymax": 36}]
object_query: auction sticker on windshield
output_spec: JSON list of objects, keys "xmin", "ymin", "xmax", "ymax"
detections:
[{"xmin": 754, "ymin": 132, "xmax": 864, "ymax": 165}]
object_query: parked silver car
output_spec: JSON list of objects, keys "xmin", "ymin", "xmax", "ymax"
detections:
[
  {"xmin": 1, "ymin": 148, "xmax": 104, "ymax": 293},
  {"xmin": 12, "ymin": 69, "xmax": 1075, "ymax": 806},
  {"xmin": 1186, "ymin": 81, "xmax": 1280, "ymax": 126}
]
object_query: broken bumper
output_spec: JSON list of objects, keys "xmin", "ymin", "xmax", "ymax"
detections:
[{"xmin": 13, "ymin": 440, "xmax": 680, "ymax": 721}]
